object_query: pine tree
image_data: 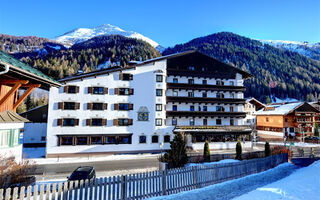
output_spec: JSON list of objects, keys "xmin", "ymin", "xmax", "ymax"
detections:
[
  {"xmin": 314, "ymin": 123, "xmax": 319, "ymax": 137},
  {"xmin": 203, "ymin": 140, "xmax": 210, "ymax": 162},
  {"xmin": 235, "ymin": 140, "xmax": 242, "ymax": 160},
  {"xmin": 265, "ymin": 141, "xmax": 271, "ymax": 157},
  {"xmin": 160, "ymin": 133, "xmax": 188, "ymax": 168}
]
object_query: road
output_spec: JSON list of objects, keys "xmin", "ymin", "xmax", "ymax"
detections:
[{"xmin": 33, "ymin": 156, "xmax": 159, "ymax": 181}]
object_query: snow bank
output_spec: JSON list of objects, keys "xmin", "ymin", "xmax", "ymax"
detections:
[
  {"xmin": 150, "ymin": 163, "xmax": 297, "ymax": 200},
  {"xmin": 234, "ymin": 160, "xmax": 320, "ymax": 200},
  {"xmin": 186, "ymin": 159, "xmax": 240, "ymax": 167}
]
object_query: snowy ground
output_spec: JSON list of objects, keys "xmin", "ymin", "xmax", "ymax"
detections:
[
  {"xmin": 150, "ymin": 162, "xmax": 299, "ymax": 200},
  {"xmin": 256, "ymin": 141, "xmax": 320, "ymax": 147}
]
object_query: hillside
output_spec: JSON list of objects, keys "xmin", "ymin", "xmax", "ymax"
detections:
[
  {"xmin": 17, "ymin": 35, "xmax": 160, "ymax": 79},
  {"xmin": 163, "ymin": 32, "xmax": 320, "ymax": 102}
]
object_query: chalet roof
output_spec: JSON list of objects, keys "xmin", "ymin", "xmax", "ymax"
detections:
[
  {"xmin": 246, "ymin": 97, "xmax": 266, "ymax": 109},
  {"xmin": 255, "ymin": 102, "xmax": 319, "ymax": 116},
  {"xmin": 59, "ymin": 50, "xmax": 253, "ymax": 82},
  {"xmin": 0, "ymin": 50, "xmax": 61, "ymax": 88},
  {"xmin": 0, "ymin": 110, "xmax": 29, "ymax": 123}
]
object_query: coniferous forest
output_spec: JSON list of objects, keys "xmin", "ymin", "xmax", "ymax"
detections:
[{"xmin": 2, "ymin": 32, "xmax": 320, "ymax": 103}]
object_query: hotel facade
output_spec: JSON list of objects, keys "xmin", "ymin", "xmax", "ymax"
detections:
[{"xmin": 46, "ymin": 51, "xmax": 253, "ymax": 157}]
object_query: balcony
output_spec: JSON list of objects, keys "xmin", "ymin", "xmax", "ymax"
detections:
[
  {"xmin": 167, "ymin": 83, "xmax": 246, "ymax": 92},
  {"xmin": 166, "ymin": 111, "xmax": 246, "ymax": 118},
  {"xmin": 166, "ymin": 96, "xmax": 246, "ymax": 104},
  {"xmin": 174, "ymin": 125, "xmax": 252, "ymax": 133}
]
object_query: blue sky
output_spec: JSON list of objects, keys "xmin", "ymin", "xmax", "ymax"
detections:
[{"xmin": 0, "ymin": 0, "xmax": 319, "ymax": 47}]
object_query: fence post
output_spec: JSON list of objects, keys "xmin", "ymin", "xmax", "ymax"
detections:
[
  {"xmin": 192, "ymin": 166, "xmax": 198, "ymax": 188},
  {"xmin": 162, "ymin": 170, "xmax": 167, "ymax": 196},
  {"xmin": 121, "ymin": 175, "xmax": 127, "ymax": 200}
]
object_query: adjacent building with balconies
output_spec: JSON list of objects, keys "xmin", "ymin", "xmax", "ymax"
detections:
[{"xmin": 46, "ymin": 50, "xmax": 253, "ymax": 157}]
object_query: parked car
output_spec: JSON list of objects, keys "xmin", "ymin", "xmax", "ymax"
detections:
[{"xmin": 67, "ymin": 166, "xmax": 96, "ymax": 181}]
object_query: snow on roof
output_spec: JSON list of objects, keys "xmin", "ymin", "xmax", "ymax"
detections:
[{"xmin": 255, "ymin": 102, "xmax": 303, "ymax": 115}]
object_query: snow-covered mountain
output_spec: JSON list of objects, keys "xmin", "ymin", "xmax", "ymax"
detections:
[
  {"xmin": 54, "ymin": 24, "xmax": 163, "ymax": 51},
  {"xmin": 259, "ymin": 39, "xmax": 320, "ymax": 61}
]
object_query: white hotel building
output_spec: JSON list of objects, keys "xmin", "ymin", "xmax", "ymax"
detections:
[{"xmin": 46, "ymin": 50, "xmax": 253, "ymax": 157}]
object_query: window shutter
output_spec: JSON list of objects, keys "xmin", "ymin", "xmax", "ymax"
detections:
[
  {"xmin": 87, "ymin": 103, "xmax": 92, "ymax": 110},
  {"xmin": 57, "ymin": 119, "xmax": 62, "ymax": 126},
  {"xmin": 102, "ymin": 119, "xmax": 107, "ymax": 126},
  {"xmin": 58, "ymin": 102, "xmax": 63, "ymax": 109},
  {"xmin": 129, "ymin": 88, "xmax": 134, "ymax": 95},
  {"xmin": 129, "ymin": 74, "xmax": 133, "ymax": 80},
  {"xmin": 86, "ymin": 119, "xmax": 91, "ymax": 126},
  {"xmin": 104, "ymin": 88, "xmax": 108, "ymax": 94},
  {"xmin": 103, "ymin": 103, "xmax": 108, "ymax": 110},
  {"xmin": 75, "ymin": 86, "xmax": 80, "ymax": 93},
  {"xmin": 113, "ymin": 119, "xmax": 118, "ymax": 126},
  {"xmin": 128, "ymin": 119, "xmax": 133, "ymax": 125},
  {"xmin": 114, "ymin": 88, "xmax": 119, "ymax": 95},
  {"xmin": 129, "ymin": 104, "xmax": 134, "ymax": 110},
  {"xmin": 74, "ymin": 119, "xmax": 79, "ymax": 126},
  {"xmin": 114, "ymin": 104, "xmax": 119, "ymax": 110},
  {"xmin": 88, "ymin": 87, "xmax": 93, "ymax": 94},
  {"xmin": 119, "ymin": 73, "xmax": 123, "ymax": 80},
  {"xmin": 63, "ymin": 86, "xmax": 68, "ymax": 93},
  {"xmin": 75, "ymin": 103, "xmax": 80, "ymax": 110}
]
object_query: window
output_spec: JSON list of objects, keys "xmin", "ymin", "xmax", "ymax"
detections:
[
  {"xmin": 172, "ymin": 118, "xmax": 177, "ymax": 125},
  {"xmin": 217, "ymin": 93, "xmax": 224, "ymax": 98},
  {"xmin": 76, "ymin": 137, "xmax": 88, "ymax": 145},
  {"xmin": 203, "ymin": 106, "xmax": 207, "ymax": 111},
  {"xmin": 190, "ymin": 106, "xmax": 195, "ymax": 111},
  {"xmin": 172, "ymin": 105, "xmax": 177, "ymax": 111},
  {"xmin": 230, "ymin": 106, "xmax": 234, "ymax": 112},
  {"xmin": 164, "ymin": 135, "xmax": 171, "ymax": 143},
  {"xmin": 41, "ymin": 136, "xmax": 46, "ymax": 141},
  {"xmin": 118, "ymin": 119, "xmax": 132, "ymax": 126},
  {"xmin": 216, "ymin": 119, "xmax": 222, "ymax": 125},
  {"xmin": 266, "ymin": 117, "xmax": 269, "ymax": 122},
  {"xmin": 119, "ymin": 88, "xmax": 131, "ymax": 95},
  {"xmin": 105, "ymin": 136, "xmax": 116, "ymax": 144},
  {"xmin": 139, "ymin": 136, "xmax": 147, "ymax": 144},
  {"xmin": 285, "ymin": 118, "xmax": 288, "ymax": 122},
  {"xmin": 120, "ymin": 73, "xmax": 133, "ymax": 81},
  {"xmin": 66, "ymin": 86, "xmax": 78, "ymax": 94},
  {"xmin": 173, "ymin": 91, "xmax": 178, "ymax": 96},
  {"xmin": 173, "ymin": 78, "xmax": 178, "ymax": 83},
  {"xmin": 152, "ymin": 135, "xmax": 159, "ymax": 143},
  {"xmin": 93, "ymin": 87, "xmax": 104, "ymax": 95},
  {"xmin": 202, "ymin": 92, "xmax": 207, "ymax": 97},
  {"xmin": 230, "ymin": 93, "xmax": 235, "ymax": 99},
  {"xmin": 92, "ymin": 103, "xmax": 104, "ymax": 110},
  {"xmin": 216, "ymin": 80, "xmax": 224, "ymax": 86},
  {"xmin": 230, "ymin": 81, "xmax": 234, "ymax": 86},
  {"xmin": 230, "ymin": 119, "xmax": 234, "ymax": 125},
  {"xmin": 216, "ymin": 106, "xmax": 225, "ymax": 112},
  {"xmin": 156, "ymin": 89, "xmax": 163, "ymax": 96},
  {"xmin": 188, "ymin": 66, "xmax": 195, "ymax": 71},
  {"xmin": 63, "ymin": 118, "xmax": 76, "ymax": 126},
  {"xmin": 156, "ymin": 75, "xmax": 163, "ymax": 82},
  {"xmin": 203, "ymin": 118, "xmax": 208, "ymax": 125},
  {"xmin": 190, "ymin": 118, "xmax": 195, "ymax": 126},
  {"xmin": 116, "ymin": 103, "xmax": 133, "ymax": 110},
  {"xmin": 64, "ymin": 102, "xmax": 76, "ymax": 110},
  {"xmin": 91, "ymin": 136, "xmax": 102, "ymax": 144},
  {"xmin": 91, "ymin": 118, "xmax": 103, "ymax": 126},
  {"xmin": 202, "ymin": 79, "xmax": 207, "ymax": 85},
  {"xmin": 156, "ymin": 104, "xmax": 162, "ymax": 111},
  {"xmin": 0, "ymin": 130, "xmax": 10, "ymax": 148},
  {"xmin": 188, "ymin": 92, "xmax": 194, "ymax": 97},
  {"xmin": 60, "ymin": 136, "xmax": 73, "ymax": 145},
  {"xmin": 188, "ymin": 79, "xmax": 194, "ymax": 84},
  {"xmin": 201, "ymin": 67, "xmax": 205, "ymax": 72},
  {"xmin": 156, "ymin": 118, "xmax": 162, "ymax": 126}
]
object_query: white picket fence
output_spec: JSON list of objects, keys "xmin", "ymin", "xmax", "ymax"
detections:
[{"xmin": 0, "ymin": 154, "xmax": 288, "ymax": 200}]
